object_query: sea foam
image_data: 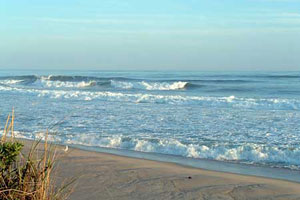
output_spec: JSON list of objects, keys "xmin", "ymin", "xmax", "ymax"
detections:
[
  {"xmin": 1, "ymin": 72, "xmax": 300, "ymax": 170},
  {"xmin": 111, "ymin": 80, "xmax": 188, "ymax": 90},
  {"xmin": 1, "ymin": 85, "xmax": 299, "ymax": 110},
  {"xmin": 5, "ymin": 130, "xmax": 300, "ymax": 169},
  {"xmin": 63, "ymin": 135, "xmax": 300, "ymax": 169}
]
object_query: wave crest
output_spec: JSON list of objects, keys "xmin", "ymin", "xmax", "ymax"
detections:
[
  {"xmin": 0, "ymin": 75, "xmax": 193, "ymax": 90},
  {"xmin": 111, "ymin": 81, "xmax": 188, "ymax": 90},
  {"xmin": 66, "ymin": 135, "xmax": 300, "ymax": 169},
  {"xmin": 11, "ymin": 130, "xmax": 300, "ymax": 169},
  {"xmin": 38, "ymin": 79, "xmax": 97, "ymax": 88}
]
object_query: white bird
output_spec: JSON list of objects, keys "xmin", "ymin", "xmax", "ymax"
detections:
[{"xmin": 64, "ymin": 145, "xmax": 69, "ymax": 152}]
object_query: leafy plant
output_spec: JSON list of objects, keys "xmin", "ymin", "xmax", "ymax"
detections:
[
  {"xmin": 0, "ymin": 142, "xmax": 23, "ymax": 170},
  {"xmin": 0, "ymin": 110, "xmax": 75, "ymax": 200}
]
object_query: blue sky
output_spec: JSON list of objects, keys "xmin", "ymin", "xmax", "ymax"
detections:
[{"xmin": 1, "ymin": 0, "xmax": 300, "ymax": 70}]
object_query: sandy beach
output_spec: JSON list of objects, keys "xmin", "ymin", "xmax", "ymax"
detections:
[
  {"xmin": 2, "ymin": 0, "xmax": 300, "ymax": 199},
  {"xmin": 21, "ymin": 140, "xmax": 300, "ymax": 200}
]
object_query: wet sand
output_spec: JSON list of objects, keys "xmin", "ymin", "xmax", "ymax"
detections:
[{"xmin": 22, "ymin": 140, "xmax": 300, "ymax": 200}]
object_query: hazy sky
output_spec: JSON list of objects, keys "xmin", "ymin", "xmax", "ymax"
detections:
[{"xmin": 1, "ymin": 0, "xmax": 300, "ymax": 70}]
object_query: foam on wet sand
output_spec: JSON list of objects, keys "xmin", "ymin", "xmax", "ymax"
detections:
[{"xmin": 21, "ymin": 140, "xmax": 300, "ymax": 200}]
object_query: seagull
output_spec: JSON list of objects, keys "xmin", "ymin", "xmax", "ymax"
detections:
[{"xmin": 64, "ymin": 145, "xmax": 69, "ymax": 152}]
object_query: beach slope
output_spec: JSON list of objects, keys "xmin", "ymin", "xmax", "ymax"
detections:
[{"xmin": 51, "ymin": 146, "xmax": 300, "ymax": 200}]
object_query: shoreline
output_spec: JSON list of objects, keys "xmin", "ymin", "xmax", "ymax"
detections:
[
  {"xmin": 19, "ymin": 139, "xmax": 300, "ymax": 200},
  {"xmin": 70, "ymin": 143, "xmax": 300, "ymax": 184},
  {"xmin": 17, "ymin": 138, "xmax": 300, "ymax": 183}
]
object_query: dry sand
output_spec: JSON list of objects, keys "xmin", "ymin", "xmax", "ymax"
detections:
[{"xmin": 22, "ymin": 140, "xmax": 300, "ymax": 200}]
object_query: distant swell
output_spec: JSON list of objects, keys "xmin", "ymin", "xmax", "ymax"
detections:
[
  {"xmin": 0, "ymin": 75, "xmax": 201, "ymax": 91},
  {"xmin": 44, "ymin": 75, "xmax": 134, "ymax": 82},
  {"xmin": 0, "ymin": 74, "xmax": 298, "ymax": 92},
  {"xmin": 266, "ymin": 75, "xmax": 299, "ymax": 79},
  {"xmin": 202, "ymin": 74, "xmax": 300, "ymax": 79}
]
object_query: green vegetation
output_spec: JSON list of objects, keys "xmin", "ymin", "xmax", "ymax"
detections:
[{"xmin": 0, "ymin": 110, "xmax": 74, "ymax": 200}]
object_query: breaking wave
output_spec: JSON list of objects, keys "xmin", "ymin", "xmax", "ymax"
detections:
[
  {"xmin": 1, "ymin": 72, "xmax": 300, "ymax": 171},
  {"xmin": 111, "ymin": 80, "xmax": 189, "ymax": 90},
  {"xmin": 0, "ymin": 75, "xmax": 197, "ymax": 91},
  {"xmin": 4, "ymin": 74, "xmax": 296, "ymax": 92},
  {"xmin": 68, "ymin": 135, "xmax": 300, "ymax": 169},
  {"xmin": 38, "ymin": 79, "xmax": 97, "ymax": 88},
  {"xmin": 8, "ymin": 131, "xmax": 300, "ymax": 170}
]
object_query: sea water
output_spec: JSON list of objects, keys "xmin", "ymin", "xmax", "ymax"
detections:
[{"xmin": 0, "ymin": 70, "xmax": 299, "ymax": 170}]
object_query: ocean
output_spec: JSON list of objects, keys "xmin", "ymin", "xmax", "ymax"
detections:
[{"xmin": 0, "ymin": 70, "xmax": 299, "ymax": 170}]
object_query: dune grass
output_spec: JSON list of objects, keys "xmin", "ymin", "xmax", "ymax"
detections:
[{"xmin": 0, "ymin": 110, "xmax": 75, "ymax": 200}]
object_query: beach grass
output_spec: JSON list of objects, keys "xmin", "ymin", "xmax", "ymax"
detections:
[{"xmin": 0, "ymin": 110, "xmax": 75, "ymax": 200}]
